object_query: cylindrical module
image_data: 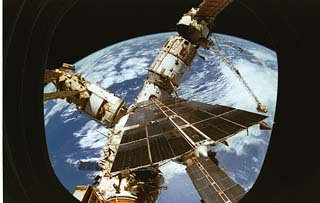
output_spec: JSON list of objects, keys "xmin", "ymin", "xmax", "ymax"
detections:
[
  {"xmin": 135, "ymin": 80, "xmax": 171, "ymax": 103},
  {"xmin": 45, "ymin": 68, "xmax": 127, "ymax": 128},
  {"xmin": 149, "ymin": 35, "xmax": 197, "ymax": 88},
  {"xmin": 133, "ymin": 36, "xmax": 197, "ymax": 104},
  {"xmin": 82, "ymin": 83, "xmax": 127, "ymax": 128}
]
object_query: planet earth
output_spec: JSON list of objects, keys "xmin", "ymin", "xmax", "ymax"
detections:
[{"xmin": 44, "ymin": 32, "xmax": 278, "ymax": 202}]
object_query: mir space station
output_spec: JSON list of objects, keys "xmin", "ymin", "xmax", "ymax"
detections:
[{"xmin": 44, "ymin": 0, "xmax": 272, "ymax": 202}]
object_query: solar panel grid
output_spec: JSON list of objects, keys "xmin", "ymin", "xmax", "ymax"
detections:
[
  {"xmin": 180, "ymin": 112, "xmax": 203, "ymax": 123},
  {"xmin": 201, "ymin": 105, "xmax": 235, "ymax": 116},
  {"xmin": 121, "ymin": 126, "xmax": 146, "ymax": 144},
  {"xmin": 164, "ymin": 110, "xmax": 175, "ymax": 116},
  {"xmin": 196, "ymin": 0, "xmax": 233, "ymax": 17},
  {"xmin": 149, "ymin": 135, "xmax": 174, "ymax": 163},
  {"xmin": 194, "ymin": 121, "xmax": 228, "ymax": 141},
  {"xmin": 173, "ymin": 106, "xmax": 193, "ymax": 114},
  {"xmin": 153, "ymin": 111, "xmax": 166, "ymax": 120},
  {"xmin": 147, "ymin": 122, "xmax": 164, "ymax": 137},
  {"xmin": 162, "ymin": 98, "xmax": 186, "ymax": 106},
  {"xmin": 166, "ymin": 101, "xmax": 186, "ymax": 109},
  {"xmin": 169, "ymin": 103, "xmax": 214, "ymax": 125},
  {"xmin": 221, "ymin": 109, "xmax": 268, "ymax": 127},
  {"xmin": 186, "ymin": 164, "xmax": 226, "ymax": 203},
  {"xmin": 171, "ymin": 117, "xmax": 187, "ymax": 126},
  {"xmin": 182, "ymin": 126, "xmax": 206, "ymax": 142},
  {"xmin": 203, "ymin": 160, "xmax": 227, "ymax": 181},
  {"xmin": 217, "ymin": 177, "xmax": 237, "ymax": 191},
  {"xmin": 206, "ymin": 117, "xmax": 244, "ymax": 134},
  {"xmin": 193, "ymin": 109, "xmax": 213, "ymax": 120},
  {"xmin": 111, "ymin": 140, "xmax": 150, "ymax": 172},
  {"xmin": 159, "ymin": 119, "xmax": 176, "ymax": 132},
  {"xmin": 125, "ymin": 111, "xmax": 144, "ymax": 127},
  {"xmin": 186, "ymin": 156, "xmax": 246, "ymax": 203},
  {"xmin": 165, "ymin": 130, "xmax": 193, "ymax": 155},
  {"xmin": 224, "ymin": 185, "xmax": 246, "ymax": 202},
  {"xmin": 112, "ymin": 98, "xmax": 267, "ymax": 173}
]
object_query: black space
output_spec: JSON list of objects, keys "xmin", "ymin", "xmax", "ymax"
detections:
[{"xmin": 3, "ymin": 0, "xmax": 320, "ymax": 203}]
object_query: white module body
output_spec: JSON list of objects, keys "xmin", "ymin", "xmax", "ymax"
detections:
[
  {"xmin": 135, "ymin": 80, "xmax": 171, "ymax": 104},
  {"xmin": 45, "ymin": 68, "xmax": 128, "ymax": 128},
  {"xmin": 97, "ymin": 176, "xmax": 137, "ymax": 202},
  {"xmin": 149, "ymin": 35, "xmax": 197, "ymax": 87},
  {"xmin": 83, "ymin": 83, "xmax": 126, "ymax": 127},
  {"xmin": 134, "ymin": 36, "xmax": 197, "ymax": 105}
]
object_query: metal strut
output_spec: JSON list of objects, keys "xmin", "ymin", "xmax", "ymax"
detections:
[
  {"xmin": 209, "ymin": 46, "xmax": 268, "ymax": 113},
  {"xmin": 212, "ymin": 35, "xmax": 264, "ymax": 66}
]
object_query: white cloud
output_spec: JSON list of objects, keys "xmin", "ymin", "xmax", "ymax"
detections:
[
  {"xmin": 43, "ymin": 82, "xmax": 56, "ymax": 93},
  {"xmin": 250, "ymin": 49, "xmax": 277, "ymax": 62},
  {"xmin": 80, "ymin": 157, "xmax": 100, "ymax": 162},
  {"xmin": 252, "ymin": 157, "xmax": 259, "ymax": 163},
  {"xmin": 86, "ymin": 171, "xmax": 101, "ymax": 179},
  {"xmin": 73, "ymin": 120, "xmax": 109, "ymax": 149},
  {"xmin": 65, "ymin": 157, "xmax": 79, "ymax": 167},
  {"xmin": 121, "ymin": 57, "xmax": 150, "ymax": 69},
  {"xmin": 63, "ymin": 117, "xmax": 78, "ymax": 124},
  {"xmin": 235, "ymin": 169, "xmax": 249, "ymax": 181},
  {"xmin": 216, "ymin": 126, "xmax": 268, "ymax": 156},
  {"xmin": 251, "ymin": 166, "xmax": 259, "ymax": 173},
  {"xmin": 65, "ymin": 156, "xmax": 101, "ymax": 169},
  {"xmin": 159, "ymin": 161, "xmax": 186, "ymax": 183},
  {"xmin": 158, "ymin": 161, "xmax": 201, "ymax": 203},
  {"xmin": 44, "ymin": 100, "xmax": 68, "ymax": 126},
  {"xmin": 60, "ymin": 106, "xmax": 80, "ymax": 124},
  {"xmin": 215, "ymin": 59, "xmax": 278, "ymax": 115},
  {"xmin": 61, "ymin": 107, "xmax": 77, "ymax": 118},
  {"xmin": 97, "ymin": 57, "xmax": 150, "ymax": 88}
]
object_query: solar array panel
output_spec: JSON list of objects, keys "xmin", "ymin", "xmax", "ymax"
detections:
[
  {"xmin": 112, "ymin": 126, "xmax": 193, "ymax": 172},
  {"xmin": 195, "ymin": 0, "xmax": 234, "ymax": 18},
  {"xmin": 120, "ymin": 126, "xmax": 146, "ymax": 144},
  {"xmin": 111, "ymin": 97, "xmax": 267, "ymax": 172},
  {"xmin": 186, "ymin": 156, "xmax": 246, "ymax": 203},
  {"xmin": 112, "ymin": 140, "xmax": 150, "ymax": 172}
]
